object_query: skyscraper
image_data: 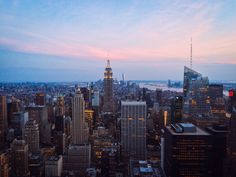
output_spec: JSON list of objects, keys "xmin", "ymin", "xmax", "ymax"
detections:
[
  {"xmin": 64, "ymin": 88, "xmax": 91, "ymax": 174},
  {"xmin": 155, "ymin": 88, "xmax": 162, "ymax": 105},
  {"xmin": 11, "ymin": 139, "xmax": 29, "ymax": 177},
  {"xmin": 208, "ymin": 84, "xmax": 225, "ymax": 117},
  {"xmin": 183, "ymin": 66, "xmax": 202, "ymax": 99},
  {"xmin": 103, "ymin": 60, "xmax": 114, "ymax": 113},
  {"xmin": 0, "ymin": 96, "xmax": 7, "ymax": 147},
  {"xmin": 56, "ymin": 96, "xmax": 65, "ymax": 117},
  {"xmin": 80, "ymin": 87, "xmax": 91, "ymax": 108},
  {"xmin": 10, "ymin": 111, "xmax": 28, "ymax": 138},
  {"xmin": 183, "ymin": 66, "xmax": 210, "ymax": 118},
  {"xmin": 228, "ymin": 89, "xmax": 236, "ymax": 154},
  {"xmin": 72, "ymin": 88, "xmax": 88, "ymax": 144},
  {"xmin": 55, "ymin": 96, "xmax": 65, "ymax": 132},
  {"xmin": 92, "ymin": 91, "xmax": 100, "ymax": 107},
  {"xmin": 164, "ymin": 123, "xmax": 218, "ymax": 177},
  {"xmin": 121, "ymin": 101, "xmax": 147, "ymax": 160},
  {"xmin": 206, "ymin": 125, "xmax": 227, "ymax": 177},
  {"xmin": 164, "ymin": 123, "xmax": 227, "ymax": 177},
  {"xmin": 54, "ymin": 96, "xmax": 65, "ymax": 154},
  {"xmin": 23, "ymin": 120, "xmax": 39, "ymax": 153},
  {"xmin": 25, "ymin": 106, "xmax": 50, "ymax": 144}
]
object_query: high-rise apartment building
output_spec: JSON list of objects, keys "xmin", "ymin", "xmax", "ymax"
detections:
[
  {"xmin": 103, "ymin": 60, "xmax": 113, "ymax": 113},
  {"xmin": 121, "ymin": 101, "xmax": 147, "ymax": 160},
  {"xmin": 23, "ymin": 120, "xmax": 39, "ymax": 153}
]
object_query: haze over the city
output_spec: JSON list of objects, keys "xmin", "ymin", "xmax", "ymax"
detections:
[{"xmin": 0, "ymin": 0, "xmax": 236, "ymax": 81}]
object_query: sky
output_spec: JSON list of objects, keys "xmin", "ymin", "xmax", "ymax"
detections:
[{"xmin": 0, "ymin": 0, "xmax": 236, "ymax": 82}]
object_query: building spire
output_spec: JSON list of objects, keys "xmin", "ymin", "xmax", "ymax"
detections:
[
  {"xmin": 190, "ymin": 37, "xmax": 192, "ymax": 69},
  {"xmin": 107, "ymin": 59, "xmax": 110, "ymax": 68}
]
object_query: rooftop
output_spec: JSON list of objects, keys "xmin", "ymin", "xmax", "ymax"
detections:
[
  {"xmin": 47, "ymin": 155, "xmax": 62, "ymax": 161},
  {"xmin": 167, "ymin": 123, "xmax": 210, "ymax": 136},
  {"xmin": 121, "ymin": 101, "xmax": 146, "ymax": 106}
]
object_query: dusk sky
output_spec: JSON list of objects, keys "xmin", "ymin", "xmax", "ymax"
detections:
[{"xmin": 0, "ymin": 0, "xmax": 236, "ymax": 82}]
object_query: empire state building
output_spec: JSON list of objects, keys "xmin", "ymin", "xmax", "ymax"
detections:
[{"xmin": 103, "ymin": 60, "xmax": 114, "ymax": 113}]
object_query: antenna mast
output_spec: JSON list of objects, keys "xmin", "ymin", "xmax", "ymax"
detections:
[{"xmin": 190, "ymin": 37, "xmax": 192, "ymax": 69}]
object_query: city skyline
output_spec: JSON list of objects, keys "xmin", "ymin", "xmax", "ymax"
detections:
[{"xmin": 1, "ymin": 0, "xmax": 236, "ymax": 81}]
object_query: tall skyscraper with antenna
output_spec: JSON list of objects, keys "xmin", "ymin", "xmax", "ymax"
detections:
[
  {"xmin": 190, "ymin": 37, "xmax": 193, "ymax": 69},
  {"xmin": 103, "ymin": 60, "xmax": 114, "ymax": 113}
]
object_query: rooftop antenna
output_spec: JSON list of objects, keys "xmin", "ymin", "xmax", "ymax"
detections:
[
  {"xmin": 106, "ymin": 51, "xmax": 110, "ymax": 67},
  {"xmin": 190, "ymin": 37, "xmax": 193, "ymax": 69}
]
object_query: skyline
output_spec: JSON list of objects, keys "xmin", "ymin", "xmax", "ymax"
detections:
[{"xmin": 0, "ymin": 0, "xmax": 236, "ymax": 81}]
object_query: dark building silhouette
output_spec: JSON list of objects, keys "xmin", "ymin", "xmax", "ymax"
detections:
[
  {"xmin": 55, "ymin": 116, "xmax": 64, "ymax": 132},
  {"xmin": 155, "ymin": 88, "xmax": 162, "ymax": 105},
  {"xmin": 206, "ymin": 125, "xmax": 227, "ymax": 177},
  {"xmin": 28, "ymin": 154, "xmax": 43, "ymax": 177},
  {"xmin": 228, "ymin": 89, "xmax": 236, "ymax": 154},
  {"xmin": 164, "ymin": 123, "xmax": 226, "ymax": 177}
]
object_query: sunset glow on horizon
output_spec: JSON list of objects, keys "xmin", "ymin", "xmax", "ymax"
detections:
[{"xmin": 0, "ymin": 0, "xmax": 236, "ymax": 81}]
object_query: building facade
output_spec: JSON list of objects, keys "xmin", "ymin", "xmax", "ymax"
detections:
[
  {"xmin": 23, "ymin": 120, "xmax": 39, "ymax": 153},
  {"xmin": 121, "ymin": 101, "xmax": 147, "ymax": 160},
  {"xmin": 183, "ymin": 66, "xmax": 210, "ymax": 118},
  {"xmin": 45, "ymin": 155, "xmax": 63, "ymax": 177},
  {"xmin": 164, "ymin": 123, "xmax": 226, "ymax": 177},
  {"xmin": 11, "ymin": 139, "xmax": 29, "ymax": 177},
  {"xmin": 72, "ymin": 89, "xmax": 88, "ymax": 144}
]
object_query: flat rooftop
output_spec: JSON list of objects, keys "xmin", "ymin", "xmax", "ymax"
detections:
[
  {"xmin": 167, "ymin": 123, "xmax": 210, "ymax": 136},
  {"xmin": 121, "ymin": 101, "xmax": 146, "ymax": 105}
]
